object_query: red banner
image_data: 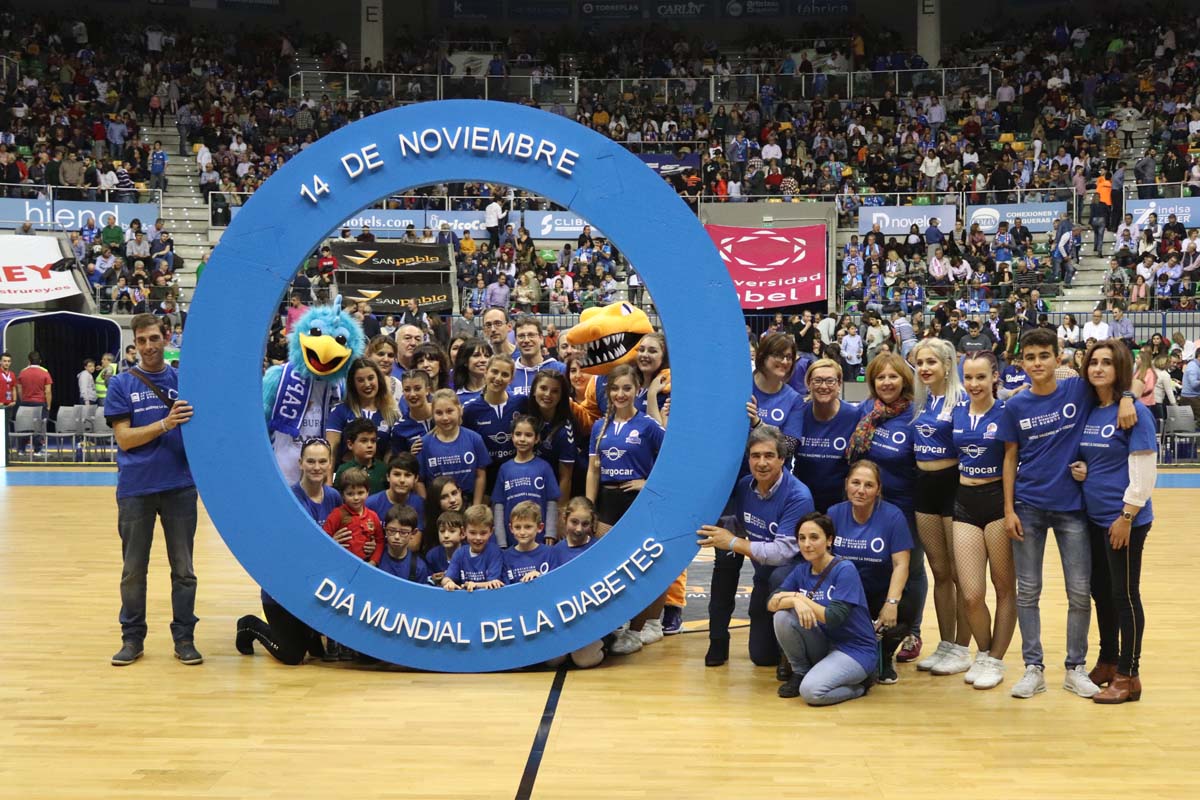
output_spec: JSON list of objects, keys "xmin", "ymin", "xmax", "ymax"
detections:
[{"xmin": 705, "ymin": 223, "xmax": 827, "ymax": 309}]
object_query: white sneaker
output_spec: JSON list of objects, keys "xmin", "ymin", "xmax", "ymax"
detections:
[
  {"xmin": 1063, "ymin": 665, "xmax": 1100, "ymax": 698},
  {"xmin": 609, "ymin": 629, "xmax": 643, "ymax": 656},
  {"xmin": 963, "ymin": 651, "xmax": 991, "ymax": 684},
  {"xmin": 916, "ymin": 640, "xmax": 953, "ymax": 671},
  {"xmin": 638, "ymin": 619, "xmax": 664, "ymax": 645},
  {"xmin": 1011, "ymin": 665, "xmax": 1047, "ymax": 698},
  {"xmin": 973, "ymin": 656, "xmax": 1007, "ymax": 690},
  {"xmin": 932, "ymin": 643, "xmax": 972, "ymax": 676}
]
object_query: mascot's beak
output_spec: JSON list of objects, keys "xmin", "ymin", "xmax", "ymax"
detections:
[{"xmin": 298, "ymin": 333, "xmax": 352, "ymax": 377}]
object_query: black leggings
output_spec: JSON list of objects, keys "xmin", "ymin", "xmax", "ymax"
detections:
[
  {"xmin": 709, "ymin": 552, "xmax": 795, "ymax": 666},
  {"xmin": 1089, "ymin": 521, "xmax": 1150, "ymax": 676},
  {"xmin": 239, "ymin": 602, "xmax": 321, "ymax": 666}
]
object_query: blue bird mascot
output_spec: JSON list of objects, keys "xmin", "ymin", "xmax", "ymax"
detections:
[{"xmin": 262, "ymin": 295, "xmax": 366, "ymax": 484}]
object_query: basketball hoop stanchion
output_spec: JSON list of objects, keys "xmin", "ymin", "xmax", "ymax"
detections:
[{"xmin": 182, "ymin": 100, "xmax": 749, "ymax": 671}]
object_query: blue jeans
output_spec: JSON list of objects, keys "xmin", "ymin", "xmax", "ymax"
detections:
[
  {"xmin": 1012, "ymin": 502, "xmax": 1091, "ymax": 669},
  {"xmin": 773, "ymin": 611, "xmax": 869, "ymax": 706},
  {"xmin": 117, "ymin": 486, "xmax": 199, "ymax": 643}
]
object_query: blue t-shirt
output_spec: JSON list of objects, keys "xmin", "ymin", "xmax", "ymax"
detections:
[
  {"xmin": 150, "ymin": 149, "xmax": 167, "ymax": 174},
  {"xmin": 752, "ymin": 382, "xmax": 806, "ymax": 440},
  {"xmin": 511, "ymin": 358, "xmax": 567, "ymax": 397},
  {"xmin": 731, "ymin": 471, "xmax": 814, "ymax": 567},
  {"xmin": 555, "ymin": 538, "xmax": 595, "ymax": 564},
  {"xmin": 1078, "ymin": 403, "xmax": 1157, "ymax": 527},
  {"xmin": 326, "ymin": 403, "xmax": 394, "ymax": 460},
  {"xmin": 494, "ymin": 456, "xmax": 562, "ymax": 541},
  {"xmin": 271, "ymin": 482, "xmax": 343, "ymax": 607},
  {"xmin": 778, "ymin": 558, "xmax": 878, "ymax": 674},
  {"xmin": 391, "ymin": 410, "xmax": 433, "ymax": 453},
  {"xmin": 855, "ymin": 404, "xmax": 917, "ymax": 515},
  {"xmin": 827, "ymin": 500, "xmax": 913, "ymax": 598},
  {"xmin": 104, "ymin": 366, "xmax": 194, "ymax": 498},
  {"xmin": 377, "ymin": 549, "xmax": 431, "ymax": 583},
  {"xmin": 911, "ymin": 394, "xmax": 958, "ymax": 461},
  {"xmin": 461, "ymin": 393, "xmax": 520, "ymax": 466},
  {"xmin": 997, "ymin": 376, "xmax": 1093, "ymax": 511},
  {"xmin": 455, "ymin": 387, "xmax": 483, "ymax": 406},
  {"xmin": 445, "ymin": 542, "xmax": 504, "ymax": 584},
  {"xmin": 589, "ymin": 412, "xmax": 665, "ymax": 483},
  {"xmin": 365, "ymin": 489, "xmax": 424, "ymax": 525},
  {"xmin": 425, "ymin": 544, "xmax": 455, "ymax": 575},
  {"xmin": 793, "ymin": 400, "xmax": 860, "ymax": 512},
  {"xmin": 952, "ymin": 401, "xmax": 1007, "ymax": 480},
  {"xmin": 1000, "ymin": 365, "xmax": 1028, "ymax": 394},
  {"xmin": 502, "ymin": 543, "xmax": 560, "ymax": 584},
  {"xmin": 419, "ymin": 427, "xmax": 491, "ymax": 497},
  {"xmin": 534, "ymin": 418, "xmax": 576, "ymax": 467}
]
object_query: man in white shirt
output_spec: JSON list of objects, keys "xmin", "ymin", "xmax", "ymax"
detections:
[
  {"xmin": 484, "ymin": 193, "xmax": 509, "ymax": 251},
  {"xmin": 761, "ymin": 135, "xmax": 782, "ymax": 163},
  {"xmin": 1081, "ymin": 309, "xmax": 1110, "ymax": 342}
]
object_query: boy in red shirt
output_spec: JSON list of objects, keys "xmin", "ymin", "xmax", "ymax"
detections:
[{"xmin": 323, "ymin": 467, "xmax": 383, "ymax": 565}]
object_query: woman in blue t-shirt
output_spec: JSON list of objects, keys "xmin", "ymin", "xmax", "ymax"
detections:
[
  {"xmin": 769, "ymin": 512, "xmax": 879, "ymax": 705},
  {"xmin": 235, "ymin": 439, "xmax": 343, "ymax": 665},
  {"xmin": 1072, "ymin": 340, "xmax": 1157, "ymax": 704},
  {"xmin": 520, "ymin": 369, "xmax": 577, "ymax": 500},
  {"xmin": 950, "ymin": 351, "xmax": 1015, "ymax": 691},
  {"xmin": 452, "ymin": 337, "xmax": 490, "ymax": 406},
  {"xmin": 827, "ymin": 460, "xmax": 915, "ymax": 685},
  {"xmin": 847, "ymin": 351, "xmax": 929, "ymax": 662},
  {"xmin": 749, "ymin": 333, "xmax": 806, "ymax": 447},
  {"xmin": 792, "ymin": 358, "xmax": 859, "ymax": 512},
  {"xmin": 326, "ymin": 358, "xmax": 400, "ymax": 467},
  {"xmin": 910, "ymin": 338, "xmax": 972, "ymax": 676}
]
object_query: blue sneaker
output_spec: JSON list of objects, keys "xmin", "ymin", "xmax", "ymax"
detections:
[{"xmin": 662, "ymin": 604, "xmax": 683, "ymax": 635}]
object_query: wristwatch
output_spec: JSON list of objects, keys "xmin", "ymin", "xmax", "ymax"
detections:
[
  {"xmin": 1121, "ymin": 511, "xmax": 1134, "ymax": 521},
  {"xmin": 886, "ymin": 598, "xmax": 899, "ymax": 605}
]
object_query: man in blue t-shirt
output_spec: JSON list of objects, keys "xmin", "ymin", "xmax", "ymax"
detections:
[
  {"xmin": 999, "ymin": 328, "xmax": 1135, "ymax": 700},
  {"xmin": 105, "ymin": 314, "xmax": 201, "ymax": 668},
  {"xmin": 698, "ymin": 425, "xmax": 814, "ymax": 670}
]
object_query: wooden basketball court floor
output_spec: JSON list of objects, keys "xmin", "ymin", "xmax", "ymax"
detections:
[{"xmin": 1, "ymin": 469, "xmax": 1198, "ymax": 799}]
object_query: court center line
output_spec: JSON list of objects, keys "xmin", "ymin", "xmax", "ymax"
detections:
[{"xmin": 515, "ymin": 664, "xmax": 569, "ymax": 800}]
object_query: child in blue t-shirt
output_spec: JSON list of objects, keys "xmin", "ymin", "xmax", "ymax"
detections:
[
  {"xmin": 441, "ymin": 505, "xmax": 504, "ymax": 591},
  {"xmin": 425, "ymin": 509, "xmax": 464, "ymax": 584},
  {"xmin": 377, "ymin": 505, "xmax": 430, "ymax": 584},
  {"xmin": 502, "ymin": 501, "xmax": 559, "ymax": 585},
  {"xmin": 420, "ymin": 389, "xmax": 491, "ymax": 507},
  {"xmin": 555, "ymin": 496, "xmax": 597, "ymax": 565},
  {"xmin": 366, "ymin": 452, "xmax": 426, "ymax": 545},
  {"xmin": 493, "ymin": 414, "xmax": 561, "ymax": 547}
]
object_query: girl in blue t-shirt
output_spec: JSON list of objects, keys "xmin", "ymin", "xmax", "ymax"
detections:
[
  {"xmin": 950, "ymin": 351, "xmax": 1014, "ymax": 691},
  {"xmin": 236, "ymin": 438, "xmax": 339, "ymax": 664},
  {"xmin": 910, "ymin": 338, "xmax": 972, "ymax": 676},
  {"xmin": 326, "ymin": 358, "xmax": 400, "ymax": 467},
  {"xmin": 493, "ymin": 415, "xmax": 561, "ymax": 547},
  {"xmin": 419, "ymin": 389, "xmax": 490, "ymax": 507},
  {"xmin": 827, "ymin": 460, "xmax": 916, "ymax": 685},
  {"xmin": 1072, "ymin": 341, "xmax": 1157, "ymax": 703},
  {"xmin": 392, "ymin": 369, "xmax": 434, "ymax": 455},
  {"xmin": 462, "ymin": 354, "xmax": 519, "ymax": 497},
  {"xmin": 521, "ymin": 369, "xmax": 577, "ymax": 500},
  {"xmin": 769, "ymin": 512, "xmax": 878, "ymax": 705},
  {"xmin": 452, "ymin": 337, "xmax": 490, "ymax": 406}
]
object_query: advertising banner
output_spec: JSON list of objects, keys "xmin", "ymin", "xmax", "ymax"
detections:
[
  {"xmin": 648, "ymin": 1, "xmax": 711, "ymax": 19},
  {"xmin": 721, "ymin": 0, "xmax": 784, "ymax": 17},
  {"xmin": 1127, "ymin": 198, "xmax": 1200, "ymax": 227},
  {"xmin": 425, "ymin": 210, "xmax": 489, "ymax": 234},
  {"xmin": 0, "ymin": 197, "xmax": 161, "ymax": 232},
  {"xmin": 0, "ymin": 235, "xmax": 81, "ymax": 304},
  {"xmin": 336, "ymin": 208, "xmax": 426, "ymax": 237},
  {"xmin": 578, "ymin": 0, "xmax": 643, "ymax": 19},
  {"xmin": 858, "ymin": 204, "xmax": 957, "ymax": 235},
  {"xmin": 508, "ymin": 0, "xmax": 572, "ymax": 19},
  {"xmin": 636, "ymin": 152, "xmax": 701, "ymax": 176},
  {"xmin": 330, "ymin": 241, "xmax": 453, "ymax": 271},
  {"xmin": 342, "ymin": 283, "xmax": 453, "ymax": 312},
  {"xmin": 521, "ymin": 211, "xmax": 604, "ymax": 239},
  {"xmin": 706, "ymin": 223, "xmax": 827, "ymax": 308},
  {"xmin": 793, "ymin": 0, "xmax": 854, "ymax": 16},
  {"xmin": 965, "ymin": 202, "xmax": 1066, "ymax": 234}
]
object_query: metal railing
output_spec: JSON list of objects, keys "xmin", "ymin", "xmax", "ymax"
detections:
[
  {"xmin": 288, "ymin": 66, "xmax": 999, "ymax": 105},
  {"xmin": 0, "ymin": 181, "xmax": 162, "ymax": 205},
  {"xmin": 1122, "ymin": 180, "xmax": 1200, "ymax": 201},
  {"xmin": 1, "ymin": 54, "xmax": 17, "ymax": 91}
]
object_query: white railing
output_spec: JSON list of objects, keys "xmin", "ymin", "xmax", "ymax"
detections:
[{"xmin": 288, "ymin": 66, "xmax": 998, "ymax": 105}]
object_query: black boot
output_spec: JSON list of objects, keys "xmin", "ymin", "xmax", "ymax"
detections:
[{"xmin": 705, "ymin": 638, "xmax": 729, "ymax": 667}]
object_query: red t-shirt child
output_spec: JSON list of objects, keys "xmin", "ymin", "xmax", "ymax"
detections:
[{"xmin": 322, "ymin": 503, "xmax": 383, "ymax": 565}]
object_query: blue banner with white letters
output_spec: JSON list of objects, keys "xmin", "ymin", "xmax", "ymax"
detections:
[
  {"xmin": 0, "ymin": 197, "xmax": 160, "ymax": 232},
  {"xmin": 965, "ymin": 202, "xmax": 1066, "ymax": 234},
  {"xmin": 1127, "ymin": 198, "xmax": 1200, "ymax": 227}
]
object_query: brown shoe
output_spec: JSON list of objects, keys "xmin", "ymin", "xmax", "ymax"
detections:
[
  {"xmin": 1093, "ymin": 673, "xmax": 1141, "ymax": 704},
  {"xmin": 1089, "ymin": 661, "xmax": 1118, "ymax": 687}
]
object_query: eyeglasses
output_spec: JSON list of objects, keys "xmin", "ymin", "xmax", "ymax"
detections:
[
  {"xmin": 385, "ymin": 527, "xmax": 418, "ymax": 537},
  {"xmin": 809, "ymin": 378, "xmax": 840, "ymax": 387}
]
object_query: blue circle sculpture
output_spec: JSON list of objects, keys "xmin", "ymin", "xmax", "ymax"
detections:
[{"xmin": 181, "ymin": 100, "xmax": 748, "ymax": 671}]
